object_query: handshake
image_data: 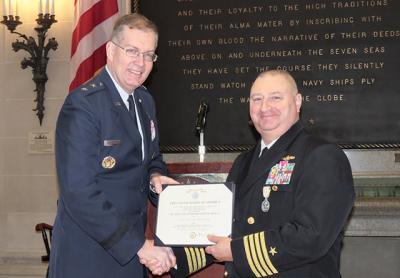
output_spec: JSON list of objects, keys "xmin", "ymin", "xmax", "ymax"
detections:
[
  {"xmin": 137, "ymin": 235, "xmax": 233, "ymax": 276},
  {"xmin": 138, "ymin": 239, "xmax": 176, "ymax": 276}
]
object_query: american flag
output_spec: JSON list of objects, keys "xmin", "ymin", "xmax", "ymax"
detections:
[{"xmin": 69, "ymin": 0, "xmax": 119, "ymax": 91}]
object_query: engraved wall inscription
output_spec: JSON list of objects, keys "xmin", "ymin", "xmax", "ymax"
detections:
[{"xmin": 140, "ymin": 0, "xmax": 400, "ymax": 151}]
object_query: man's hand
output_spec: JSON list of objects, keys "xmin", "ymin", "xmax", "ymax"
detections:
[
  {"xmin": 142, "ymin": 257, "xmax": 175, "ymax": 276},
  {"xmin": 205, "ymin": 235, "xmax": 233, "ymax": 262},
  {"xmin": 138, "ymin": 239, "xmax": 176, "ymax": 275},
  {"xmin": 150, "ymin": 174, "xmax": 179, "ymax": 194}
]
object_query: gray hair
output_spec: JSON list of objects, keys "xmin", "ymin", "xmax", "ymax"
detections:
[{"xmin": 110, "ymin": 13, "xmax": 158, "ymax": 45}]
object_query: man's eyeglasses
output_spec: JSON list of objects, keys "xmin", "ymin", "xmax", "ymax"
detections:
[{"xmin": 111, "ymin": 41, "xmax": 158, "ymax": 62}]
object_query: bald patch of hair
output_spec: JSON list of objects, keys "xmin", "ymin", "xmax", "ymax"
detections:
[{"xmin": 255, "ymin": 70, "xmax": 298, "ymax": 95}]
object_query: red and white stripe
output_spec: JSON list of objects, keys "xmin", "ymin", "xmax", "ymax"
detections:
[{"xmin": 69, "ymin": 0, "xmax": 119, "ymax": 91}]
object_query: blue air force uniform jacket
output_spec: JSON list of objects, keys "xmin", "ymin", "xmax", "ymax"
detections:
[
  {"xmin": 49, "ymin": 69, "xmax": 167, "ymax": 278},
  {"xmin": 172, "ymin": 121, "xmax": 355, "ymax": 278}
]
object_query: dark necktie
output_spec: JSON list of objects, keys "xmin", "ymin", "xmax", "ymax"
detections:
[
  {"xmin": 127, "ymin": 95, "xmax": 138, "ymax": 128},
  {"xmin": 259, "ymin": 146, "xmax": 268, "ymax": 158}
]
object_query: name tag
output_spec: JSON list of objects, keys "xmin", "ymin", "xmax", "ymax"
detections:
[{"xmin": 104, "ymin": 139, "xmax": 121, "ymax": 146}]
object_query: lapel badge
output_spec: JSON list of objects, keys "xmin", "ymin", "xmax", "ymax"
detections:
[
  {"xmin": 102, "ymin": 156, "xmax": 116, "ymax": 169},
  {"xmin": 150, "ymin": 120, "xmax": 156, "ymax": 141},
  {"xmin": 272, "ymin": 185, "xmax": 278, "ymax": 191},
  {"xmin": 282, "ymin": 155, "xmax": 295, "ymax": 161},
  {"xmin": 81, "ymin": 87, "xmax": 88, "ymax": 91}
]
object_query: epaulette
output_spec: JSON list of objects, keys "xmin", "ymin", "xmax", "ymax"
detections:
[{"xmin": 79, "ymin": 81, "xmax": 105, "ymax": 95}]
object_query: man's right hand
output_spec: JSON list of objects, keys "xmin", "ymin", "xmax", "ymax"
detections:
[{"xmin": 138, "ymin": 239, "xmax": 176, "ymax": 275}]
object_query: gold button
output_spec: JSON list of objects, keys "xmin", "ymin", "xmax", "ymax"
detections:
[
  {"xmin": 224, "ymin": 271, "xmax": 228, "ymax": 277},
  {"xmin": 247, "ymin": 217, "xmax": 255, "ymax": 225},
  {"xmin": 272, "ymin": 185, "xmax": 278, "ymax": 191}
]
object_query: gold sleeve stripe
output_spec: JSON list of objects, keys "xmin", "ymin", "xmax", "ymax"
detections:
[
  {"xmin": 200, "ymin": 248, "xmax": 207, "ymax": 268},
  {"xmin": 254, "ymin": 232, "xmax": 273, "ymax": 275},
  {"xmin": 260, "ymin": 232, "xmax": 278, "ymax": 274},
  {"xmin": 244, "ymin": 235, "xmax": 262, "ymax": 277},
  {"xmin": 194, "ymin": 248, "xmax": 203, "ymax": 269},
  {"xmin": 249, "ymin": 234, "xmax": 268, "ymax": 277},
  {"xmin": 184, "ymin": 247, "xmax": 194, "ymax": 274},
  {"xmin": 189, "ymin": 248, "xmax": 198, "ymax": 273}
]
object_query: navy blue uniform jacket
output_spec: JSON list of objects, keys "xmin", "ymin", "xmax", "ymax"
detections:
[
  {"xmin": 49, "ymin": 69, "xmax": 167, "ymax": 278},
  {"xmin": 172, "ymin": 122, "xmax": 355, "ymax": 278}
]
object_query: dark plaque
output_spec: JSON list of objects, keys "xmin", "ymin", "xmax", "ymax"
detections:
[{"xmin": 139, "ymin": 0, "xmax": 400, "ymax": 152}]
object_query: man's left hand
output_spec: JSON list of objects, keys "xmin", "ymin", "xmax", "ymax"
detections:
[{"xmin": 205, "ymin": 235, "xmax": 233, "ymax": 262}]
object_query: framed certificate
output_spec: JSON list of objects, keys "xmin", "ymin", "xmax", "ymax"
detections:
[{"xmin": 155, "ymin": 182, "xmax": 235, "ymax": 246}]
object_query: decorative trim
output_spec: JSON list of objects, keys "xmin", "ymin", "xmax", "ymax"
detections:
[
  {"xmin": 338, "ymin": 143, "xmax": 400, "ymax": 149},
  {"xmin": 160, "ymin": 145, "xmax": 254, "ymax": 153},
  {"xmin": 161, "ymin": 143, "xmax": 400, "ymax": 153}
]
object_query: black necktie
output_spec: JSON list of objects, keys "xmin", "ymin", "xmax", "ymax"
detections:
[
  {"xmin": 259, "ymin": 146, "xmax": 268, "ymax": 158},
  {"xmin": 127, "ymin": 95, "xmax": 138, "ymax": 128}
]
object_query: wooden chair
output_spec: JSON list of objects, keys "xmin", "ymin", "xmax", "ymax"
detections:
[{"xmin": 35, "ymin": 223, "xmax": 53, "ymax": 278}]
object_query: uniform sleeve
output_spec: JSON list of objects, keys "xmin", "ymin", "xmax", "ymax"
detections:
[
  {"xmin": 142, "ymin": 91, "xmax": 168, "ymax": 204},
  {"xmin": 170, "ymin": 247, "xmax": 215, "ymax": 278},
  {"xmin": 230, "ymin": 144, "xmax": 355, "ymax": 277},
  {"xmin": 146, "ymin": 117, "xmax": 167, "ymax": 206},
  {"xmin": 56, "ymin": 93, "xmax": 144, "ymax": 265}
]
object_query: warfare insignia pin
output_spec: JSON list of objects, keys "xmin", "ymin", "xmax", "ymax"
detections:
[
  {"xmin": 102, "ymin": 156, "xmax": 116, "ymax": 169},
  {"xmin": 282, "ymin": 155, "xmax": 295, "ymax": 161},
  {"xmin": 81, "ymin": 87, "xmax": 88, "ymax": 91}
]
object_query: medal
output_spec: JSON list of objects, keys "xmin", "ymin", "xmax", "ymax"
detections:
[
  {"xmin": 261, "ymin": 186, "xmax": 271, "ymax": 212},
  {"xmin": 266, "ymin": 161, "xmax": 295, "ymax": 185},
  {"xmin": 261, "ymin": 199, "xmax": 270, "ymax": 212}
]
